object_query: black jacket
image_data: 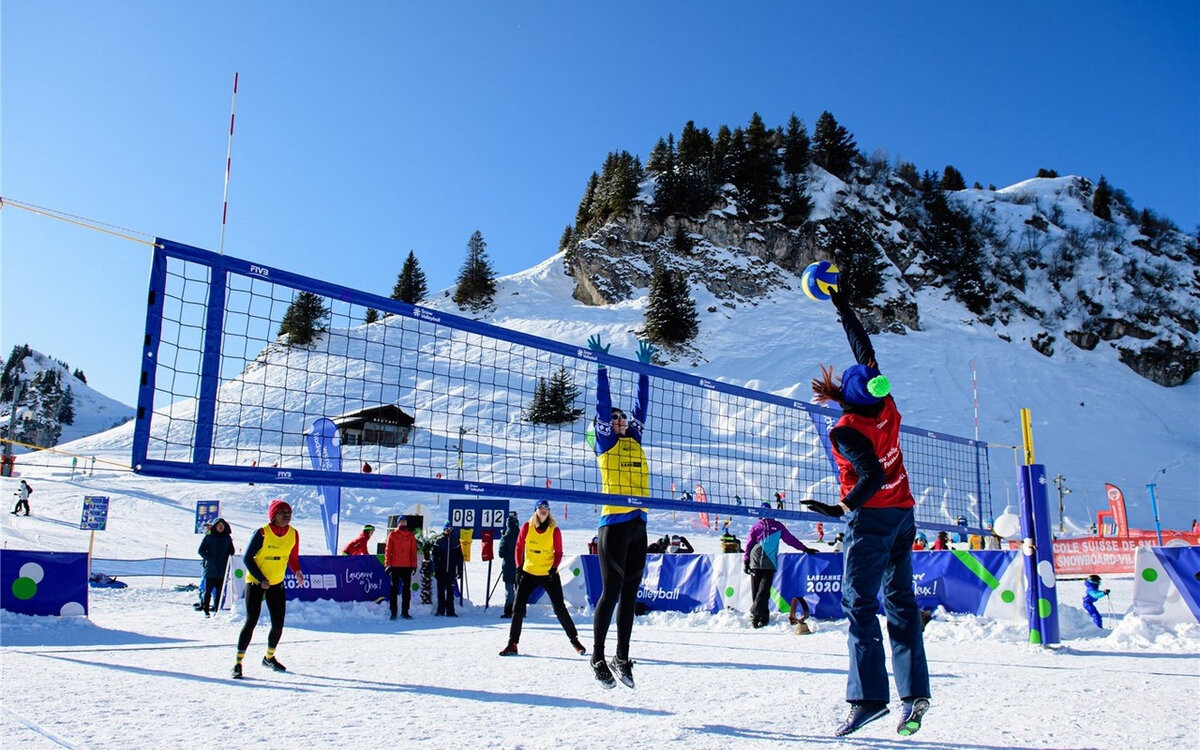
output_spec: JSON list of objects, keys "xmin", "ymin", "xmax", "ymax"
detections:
[
  {"xmin": 431, "ymin": 532, "xmax": 464, "ymax": 579},
  {"xmin": 198, "ymin": 518, "xmax": 235, "ymax": 581}
]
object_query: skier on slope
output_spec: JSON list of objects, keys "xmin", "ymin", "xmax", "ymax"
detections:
[{"xmin": 1082, "ymin": 574, "xmax": 1110, "ymax": 628}]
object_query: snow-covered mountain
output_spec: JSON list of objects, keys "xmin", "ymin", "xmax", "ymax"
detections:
[
  {"xmin": 0, "ymin": 346, "xmax": 133, "ymax": 449},
  {"xmin": 567, "ymin": 171, "xmax": 1197, "ymax": 388}
]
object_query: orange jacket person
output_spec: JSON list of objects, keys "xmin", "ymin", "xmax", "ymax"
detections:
[
  {"xmin": 384, "ymin": 519, "xmax": 419, "ymax": 620},
  {"xmin": 233, "ymin": 499, "xmax": 305, "ymax": 679}
]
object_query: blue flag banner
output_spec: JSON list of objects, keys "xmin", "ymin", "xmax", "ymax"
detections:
[
  {"xmin": 305, "ymin": 418, "xmax": 343, "ymax": 555},
  {"xmin": 0, "ymin": 550, "xmax": 89, "ymax": 617}
]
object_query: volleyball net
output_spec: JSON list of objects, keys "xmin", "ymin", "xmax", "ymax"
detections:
[{"xmin": 132, "ymin": 238, "xmax": 995, "ymax": 533}]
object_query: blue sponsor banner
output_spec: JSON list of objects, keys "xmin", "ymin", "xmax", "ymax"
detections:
[
  {"xmin": 638, "ymin": 554, "xmax": 714, "ymax": 612},
  {"xmin": 573, "ymin": 551, "xmax": 1018, "ymax": 619},
  {"xmin": 1, "ymin": 550, "xmax": 89, "ymax": 616},
  {"xmin": 777, "ymin": 553, "xmax": 846, "ymax": 619},
  {"xmin": 280, "ymin": 555, "xmax": 388, "ymax": 603},
  {"xmin": 195, "ymin": 501, "xmax": 220, "ymax": 533},
  {"xmin": 1154, "ymin": 546, "xmax": 1200, "ymax": 621},
  {"xmin": 304, "ymin": 418, "xmax": 343, "ymax": 555}
]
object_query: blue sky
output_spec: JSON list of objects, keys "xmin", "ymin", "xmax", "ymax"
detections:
[{"xmin": 2, "ymin": 1, "xmax": 1197, "ymax": 406}]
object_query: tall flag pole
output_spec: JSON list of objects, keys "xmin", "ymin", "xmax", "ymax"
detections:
[{"xmin": 219, "ymin": 72, "xmax": 239, "ymax": 256}]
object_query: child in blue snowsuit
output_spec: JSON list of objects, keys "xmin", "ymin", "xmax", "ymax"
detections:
[{"xmin": 1082, "ymin": 574, "xmax": 1110, "ymax": 628}]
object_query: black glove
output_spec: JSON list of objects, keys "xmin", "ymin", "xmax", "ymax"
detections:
[
  {"xmin": 802, "ymin": 500, "xmax": 845, "ymax": 518},
  {"xmin": 1104, "ymin": 589, "xmax": 1111, "ymax": 595},
  {"xmin": 385, "ymin": 566, "xmax": 393, "ymax": 574},
  {"xmin": 743, "ymin": 563, "xmax": 751, "ymax": 575},
  {"xmin": 803, "ymin": 547, "xmax": 818, "ymax": 555},
  {"xmin": 829, "ymin": 270, "xmax": 852, "ymax": 311}
]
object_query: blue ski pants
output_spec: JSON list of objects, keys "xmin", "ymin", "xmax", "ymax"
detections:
[{"xmin": 841, "ymin": 505, "xmax": 930, "ymax": 704}]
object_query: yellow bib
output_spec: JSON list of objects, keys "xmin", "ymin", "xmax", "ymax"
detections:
[
  {"xmin": 248, "ymin": 525, "xmax": 297, "ymax": 585},
  {"xmin": 598, "ymin": 436, "xmax": 649, "ymax": 517},
  {"xmin": 522, "ymin": 524, "xmax": 556, "ymax": 576}
]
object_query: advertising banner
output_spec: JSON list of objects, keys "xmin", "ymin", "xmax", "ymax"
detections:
[
  {"xmin": 304, "ymin": 417, "xmax": 343, "ymax": 555},
  {"xmin": 557, "ymin": 551, "xmax": 1021, "ymax": 620},
  {"xmin": 0, "ymin": 550, "xmax": 89, "ymax": 617},
  {"xmin": 1131, "ymin": 546, "xmax": 1200, "ymax": 624}
]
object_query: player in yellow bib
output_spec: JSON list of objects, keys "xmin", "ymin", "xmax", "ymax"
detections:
[
  {"xmin": 587, "ymin": 334, "xmax": 654, "ymax": 689},
  {"xmin": 498, "ymin": 499, "xmax": 585, "ymax": 657},
  {"xmin": 232, "ymin": 499, "xmax": 305, "ymax": 679}
]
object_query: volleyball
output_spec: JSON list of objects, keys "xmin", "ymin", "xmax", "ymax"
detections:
[{"xmin": 801, "ymin": 260, "xmax": 840, "ymax": 301}]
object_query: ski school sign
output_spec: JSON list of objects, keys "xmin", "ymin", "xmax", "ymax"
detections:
[{"xmin": 1051, "ymin": 535, "xmax": 1200, "ymax": 576}]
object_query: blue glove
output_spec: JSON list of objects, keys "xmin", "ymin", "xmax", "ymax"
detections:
[
  {"xmin": 636, "ymin": 339, "xmax": 656, "ymax": 364},
  {"xmin": 587, "ymin": 334, "xmax": 610, "ymax": 355}
]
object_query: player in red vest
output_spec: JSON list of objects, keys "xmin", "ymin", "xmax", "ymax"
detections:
[{"xmin": 802, "ymin": 276, "xmax": 930, "ymax": 739}]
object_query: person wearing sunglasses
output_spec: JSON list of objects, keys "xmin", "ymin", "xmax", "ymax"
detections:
[{"xmin": 586, "ymin": 333, "xmax": 655, "ymax": 689}]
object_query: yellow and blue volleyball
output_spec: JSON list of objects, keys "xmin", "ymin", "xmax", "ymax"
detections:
[{"xmin": 801, "ymin": 260, "xmax": 840, "ymax": 301}]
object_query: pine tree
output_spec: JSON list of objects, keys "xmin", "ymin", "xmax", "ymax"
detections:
[
  {"xmin": 278, "ymin": 291, "xmax": 330, "ymax": 347},
  {"xmin": 72, "ymin": 368, "xmax": 87, "ymax": 384},
  {"xmin": 392, "ymin": 250, "xmax": 429, "ymax": 305},
  {"xmin": 575, "ymin": 172, "xmax": 599, "ymax": 231},
  {"xmin": 677, "ymin": 120, "xmax": 716, "ymax": 215},
  {"xmin": 1035, "ymin": 168, "xmax": 1059, "ymax": 178},
  {"xmin": 652, "ymin": 134, "xmax": 682, "ymax": 219},
  {"xmin": 453, "ymin": 230, "xmax": 497, "ymax": 311},
  {"xmin": 1, "ymin": 344, "xmax": 31, "ymax": 402},
  {"xmin": 364, "ymin": 308, "xmax": 380, "ymax": 324},
  {"xmin": 1092, "ymin": 175, "xmax": 1113, "ymax": 221},
  {"xmin": 644, "ymin": 263, "xmax": 699, "ymax": 346},
  {"xmin": 58, "ymin": 385, "xmax": 75, "ymax": 426},
  {"xmin": 811, "ymin": 111, "xmax": 859, "ymax": 179},
  {"xmin": 526, "ymin": 366, "xmax": 583, "ymax": 424},
  {"xmin": 941, "ymin": 165, "xmax": 966, "ymax": 191},
  {"xmin": 558, "ymin": 224, "xmax": 576, "ymax": 253},
  {"xmin": 781, "ymin": 114, "xmax": 813, "ymax": 225},
  {"xmin": 737, "ymin": 112, "xmax": 781, "ymax": 218}
]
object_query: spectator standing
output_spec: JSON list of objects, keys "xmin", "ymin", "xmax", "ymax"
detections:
[
  {"xmin": 498, "ymin": 512, "xmax": 520, "ymax": 618},
  {"xmin": 384, "ymin": 518, "xmax": 418, "ymax": 620},
  {"xmin": 198, "ymin": 518, "xmax": 235, "ymax": 616},
  {"xmin": 431, "ymin": 522, "xmax": 464, "ymax": 616}
]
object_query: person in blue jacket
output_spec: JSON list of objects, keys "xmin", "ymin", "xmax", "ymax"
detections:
[
  {"xmin": 743, "ymin": 516, "xmax": 816, "ymax": 627},
  {"xmin": 1082, "ymin": 574, "xmax": 1110, "ymax": 628}
]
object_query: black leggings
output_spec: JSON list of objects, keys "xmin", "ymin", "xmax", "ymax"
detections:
[
  {"xmin": 592, "ymin": 518, "xmax": 647, "ymax": 660},
  {"xmin": 508, "ymin": 571, "xmax": 579, "ymax": 645},
  {"xmin": 237, "ymin": 584, "xmax": 287, "ymax": 652},
  {"xmin": 201, "ymin": 576, "xmax": 225, "ymax": 613}
]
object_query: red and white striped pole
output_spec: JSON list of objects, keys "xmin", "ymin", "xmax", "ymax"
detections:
[
  {"xmin": 219, "ymin": 72, "xmax": 239, "ymax": 255},
  {"xmin": 971, "ymin": 359, "xmax": 979, "ymax": 442}
]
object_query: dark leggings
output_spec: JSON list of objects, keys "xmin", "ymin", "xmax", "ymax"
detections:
[
  {"xmin": 237, "ymin": 584, "xmax": 287, "ymax": 652},
  {"xmin": 592, "ymin": 518, "xmax": 647, "ymax": 660},
  {"xmin": 201, "ymin": 576, "xmax": 225, "ymax": 613},
  {"xmin": 508, "ymin": 571, "xmax": 579, "ymax": 645}
]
